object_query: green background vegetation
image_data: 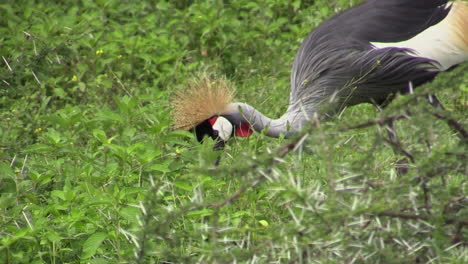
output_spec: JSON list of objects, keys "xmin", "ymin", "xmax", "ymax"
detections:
[{"xmin": 1, "ymin": 0, "xmax": 466, "ymax": 263}]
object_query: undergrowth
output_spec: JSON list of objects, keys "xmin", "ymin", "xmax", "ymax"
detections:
[{"xmin": 0, "ymin": 0, "xmax": 466, "ymax": 263}]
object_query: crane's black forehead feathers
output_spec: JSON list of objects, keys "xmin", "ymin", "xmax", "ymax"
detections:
[{"xmin": 194, "ymin": 119, "xmax": 214, "ymax": 142}]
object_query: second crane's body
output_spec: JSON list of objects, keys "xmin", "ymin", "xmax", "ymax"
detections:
[{"xmin": 172, "ymin": 0, "xmax": 468, "ymax": 143}]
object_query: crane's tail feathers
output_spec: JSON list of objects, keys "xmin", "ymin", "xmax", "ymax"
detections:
[
  {"xmin": 171, "ymin": 75, "xmax": 235, "ymax": 130},
  {"xmin": 372, "ymin": 1, "xmax": 468, "ymax": 71}
]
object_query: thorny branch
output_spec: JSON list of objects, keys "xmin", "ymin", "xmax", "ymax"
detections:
[
  {"xmin": 203, "ymin": 109, "xmax": 466, "ymax": 240},
  {"xmin": 376, "ymin": 211, "xmax": 468, "ymax": 226},
  {"xmin": 430, "ymin": 111, "xmax": 468, "ymax": 139},
  {"xmin": 208, "ymin": 133, "xmax": 308, "ymax": 209},
  {"xmin": 204, "ymin": 109, "xmax": 465, "ymax": 216},
  {"xmin": 138, "ymin": 102, "xmax": 467, "ymax": 261},
  {"xmin": 338, "ymin": 114, "xmax": 409, "ymax": 132},
  {"xmin": 209, "ymin": 177, "xmax": 264, "ymax": 209},
  {"xmin": 382, "ymin": 137, "xmax": 415, "ymax": 163}
]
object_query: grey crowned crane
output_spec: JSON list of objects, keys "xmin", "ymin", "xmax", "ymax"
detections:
[{"xmin": 172, "ymin": 0, "xmax": 468, "ymax": 147}]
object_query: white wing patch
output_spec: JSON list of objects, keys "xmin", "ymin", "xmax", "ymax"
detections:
[{"xmin": 371, "ymin": 2, "xmax": 468, "ymax": 71}]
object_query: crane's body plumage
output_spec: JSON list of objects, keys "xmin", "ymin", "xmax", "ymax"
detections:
[
  {"xmin": 172, "ymin": 0, "xmax": 468, "ymax": 141},
  {"xmin": 284, "ymin": 0, "xmax": 465, "ymax": 135}
]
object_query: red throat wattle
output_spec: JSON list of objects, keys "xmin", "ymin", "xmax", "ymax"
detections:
[
  {"xmin": 235, "ymin": 122, "xmax": 253, "ymax": 137},
  {"xmin": 209, "ymin": 116, "xmax": 253, "ymax": 138}
]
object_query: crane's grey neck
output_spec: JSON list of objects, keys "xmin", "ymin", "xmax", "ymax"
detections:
[{"xmin": 223, "ymin": 103, "xmax": 311, "ymax": 138}]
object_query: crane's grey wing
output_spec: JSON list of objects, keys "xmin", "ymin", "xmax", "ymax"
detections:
[
  {"xmin": 288, "ymin": 0, "xmax": 451, "ymax": 115},
  {"xmin": 316, "ymin": 0, "xmax": 450, "ymax": 45},
  {"xmin": 288, "ymin": 46, "xmax": 438, "ymax": 116}
]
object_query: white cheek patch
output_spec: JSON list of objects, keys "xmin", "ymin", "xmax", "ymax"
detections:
[{"xmin": 212, "ymin": 116, "xmax": 233, "ymax": 141}]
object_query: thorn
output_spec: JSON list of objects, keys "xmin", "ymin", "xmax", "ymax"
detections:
[
  {"xmin": 22, "ymin": 31, "xmax": 32, "ymax": 39},
  {"xmin": 10, "ymin": 154, "xmax": 17, "ymax": 167},
  {"xmin": 408, "ymin": 81, "xmax": 414, "ymax": 94},
  {"xmin": 444, "ymin": 242, "xmax": 462, "ymax": 252},
  {"xmin": 337, "ymin": 106, "xmax": 348, "ymax": 119},
  {"xmin": 2, "ymin": 56, "xmax": 13, "ymax": 72},
  {"xmin": 21, "ymin": 155, "xmax": 28, "ymax": 175},
  {"xmin": 22, "ymin": 210, "xmax": 34, "ymax": 231},
  {"xmin": 139, "ymin": 201, "xmax": 147, "ymax": 216},
  {"xmin": 33, "ymin": 40, "xmax": 38, "ymax": 56},
  {"xmin": 31, "ymin": 69, "xmax": 41, "ymax": 85}
]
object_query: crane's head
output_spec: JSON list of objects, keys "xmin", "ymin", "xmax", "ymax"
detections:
[
  {"xmin": 193, "ymin": 115, "xmax": 252, "ymax": 148},
  {"xmin": 194, "ymin": 116, "xmax": 233, "ymax": 143},
  {"xmin": 171, "ymin": 75, "xmax": 253, "ymax": 151}
]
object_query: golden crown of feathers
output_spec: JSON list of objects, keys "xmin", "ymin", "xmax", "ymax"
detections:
[{"xmin": 171, "ymin": 75, "xmax": 235, "ymax": 130}]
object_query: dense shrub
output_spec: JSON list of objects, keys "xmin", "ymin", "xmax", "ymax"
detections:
[{"xmin": 0, "ymin": 0, "xmax": 466, "ymax": 263}]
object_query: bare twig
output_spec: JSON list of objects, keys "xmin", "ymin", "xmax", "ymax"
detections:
[
  {"xmin": 381, "ymin": 137, "xmax": 415, "ymax": 163},
  {"xmin": 443, "ymin": 196, "xmax": 467, "ymax": 215},
  {"xmin": 339, "ymin": 114, "xmax": 408, "ymax": 132},
  {"xmin": 420, "ymin": 177, "xmax": 432, "ymax": 214},
  {"xmin": 430, "ymin": 111, "xmax": 468, "ymax": 139}
]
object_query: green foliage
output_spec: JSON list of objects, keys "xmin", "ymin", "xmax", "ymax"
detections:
[{"xmin": 1, "ymin": 0, "xmax": 467, "ymax": 263}]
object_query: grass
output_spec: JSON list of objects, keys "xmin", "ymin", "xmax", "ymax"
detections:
[{"xmin": 1, "ymin": 0, "xmax": 467, "ymax": 263}]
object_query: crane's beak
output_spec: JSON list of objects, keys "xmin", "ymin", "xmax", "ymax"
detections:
[
  {"xmin": 194, "ymin": 116, "xmax": 244, "ymax": 166},
  {"xmin": 212, "ymin": 137, "xmax": 225, "ymax": 166},
  {"xmin": 210, "ymin": 116, "xmax": 233, "ymax": 166}
]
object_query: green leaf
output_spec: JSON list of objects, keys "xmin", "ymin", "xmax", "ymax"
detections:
[
  {"xmin": 136, "ymin": 148, "xmax": 162, "ymax": 164},
  {"xmin": 86, "ymin": 258, "xmax": 110, "ymax": 264},
  {"xmin": 95, "ymin": 109, "xmax": 124, "ymax": 123},
  {"xmin": 93, "ymin": 129, "xmax": 108, "ymax": 144},
  {"xmin": 186, "ymin": 208, "xmax": 213, "ymax": 218},
  {"xmin": 156, "ymin": 1, "xmax": 169, "ymax": 10},
  {"xmin": 81, "ymin": 232, "xmax": 108, "ymax": 259},
  {"xmin": 119, "ymin": 206, "xmax": 140, "ymax": 222},
  {"xmin": 46, "ymin": 231, "xmax": 62, "ymax": 243},
  {"xmin": 170, "ymin": 130, "xmax": 194, "ymax": 139},
  {"xmin": 51, "ymin": 190, "xmax": 66, "ymax": 201},
  {"xmin": 123, "ymin": 187, "xmax": 146, "ymax": 196},
  {"xmin": 231, "ymin": 210, "xmax": 249, "ymax": 218},
  {"xmin": 53, "ymin": 87, "xmax": 67, "ymax": 98},
  {"xmin": 259, "ymin": 220, "xmax": 269, "ymax": 227},
  {"xmin": 45, "ymin": 129, "xmax": 62, "ymax": 144},
  {"xmin": 460, "ymin": 83, "xmax": 468, "ymax": 92},
  {"xmin": 149, "ymin": 162, "xmax": 171, "ymax": 173},
  {"xmin": 0, "ymin": 162, "xmax": 14, "ymax": 178},
  {"xmin": 174, "ymin": 181, "xmax": 192, "ymax": 192},
  {"xmin": 24, "ymin": 143, "xmax": 53, "ymax": 153},
  {"xmin": 85, "ymin": 197, "xmax": 113, "ymax": 207}
]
